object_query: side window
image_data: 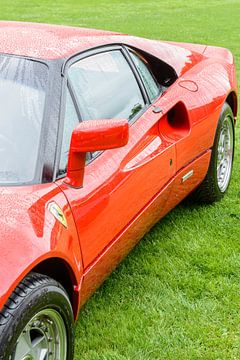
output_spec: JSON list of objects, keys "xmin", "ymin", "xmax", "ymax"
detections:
[
  {"xmin": 59, "ymin": 89, "xmax": 79, "ymax": 176},
  {"xmin": 68, "ymin": 50, "xmax": 146, "ymax": 122},
  {"xmin": 129, "ymin": 51, "xmax": 160, "ymax": 102}
]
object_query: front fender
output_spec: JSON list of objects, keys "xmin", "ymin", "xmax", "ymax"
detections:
[{"xmin": 0, "ymin": 183, "xmax": 82, "ymax": 311}]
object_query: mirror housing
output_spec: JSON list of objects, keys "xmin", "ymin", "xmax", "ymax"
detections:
[{"xmin": 64, "ymin": 119, "xmax": 129, "ymax": 188}]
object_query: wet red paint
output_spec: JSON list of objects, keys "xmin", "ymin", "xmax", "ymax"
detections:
[
  {"xmin": 0, "ymin": 22, "xmax": 237, "ymax": 320},
  {"xmin": 65, "ymin": 119, "xmax": 129, "ymax": 188},
  {"xmin": 0, "ymin": 21, "xmax": 209, "ymax": 75}
]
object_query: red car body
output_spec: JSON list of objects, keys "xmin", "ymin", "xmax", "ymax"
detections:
[{"xmin": 0, "ymin": 21, "xmax": 237, "ymax": 321}]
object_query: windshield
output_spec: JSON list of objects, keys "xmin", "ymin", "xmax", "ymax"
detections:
[{"xmin": 0, "ymin": 55, "xmax": 48, "ymax": 184}]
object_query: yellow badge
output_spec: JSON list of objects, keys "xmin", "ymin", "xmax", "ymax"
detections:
[{"xmin": 48, "ymin": 202, "xmax": 68, "ymax": 228}]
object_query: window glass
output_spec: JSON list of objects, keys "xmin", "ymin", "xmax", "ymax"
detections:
[
  {"xmin": 59, "ymin": 89, "xmax": 79, "ymax": 175},
  {"xmin": 0, "ymin": 55, "xmax": 48, "ymax": 184},
  {"xmin": 68, "ymin": 50, "xmax": 145, "ymax": 122},
  {"xmin": 130, "ymin": 51, "xmax": 160, "ymax": 102}
]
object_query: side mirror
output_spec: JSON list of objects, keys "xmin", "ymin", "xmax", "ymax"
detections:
[{"xmin": 64, "ymin": 119, "xmax": 129, "ymax": 188}]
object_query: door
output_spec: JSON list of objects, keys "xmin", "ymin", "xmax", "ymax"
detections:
[{"xmin": 58, "ymin": 47, "xmax": 176, "ymax": 269}]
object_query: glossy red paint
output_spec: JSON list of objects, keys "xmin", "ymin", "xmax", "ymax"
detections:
[
  {"xmin": 65, "ymin": 119, "xmax": 129, "ymax": 188},
  {"xmin": 0, "ymin": 21, "xmax": 208, "ymax": 76},
  {"xmin": 0, "ymin": 22, "xmax": 237, "ymax": 323},
  {"xmin": 79, "ymin": 151, "xmax": 212, "ymax": 307},
  {"xmin": 69, "ymin": 119, "xmax": 129, "ymax": 153},
  {"xmin": 0, "ymin": 183, "xmax": 83, "ymax": 315}
]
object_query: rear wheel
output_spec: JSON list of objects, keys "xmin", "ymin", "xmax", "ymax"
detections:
[
  {"xmin": 0, "ymin": 272, "xmax": 74, "ymax": 359},
  {"xmin": 191, "ymin": 102, "xmax": 234, "ymax": 204}
]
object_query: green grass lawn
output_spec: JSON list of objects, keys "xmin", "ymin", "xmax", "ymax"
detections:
[{"xmin": 1, "ymin": 0, "xmax": 240, "ymax": 358}]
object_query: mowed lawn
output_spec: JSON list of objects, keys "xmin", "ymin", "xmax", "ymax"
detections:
[{"xmin": 1, "ymin": 0, "xmax": 240, "ymax": 359}]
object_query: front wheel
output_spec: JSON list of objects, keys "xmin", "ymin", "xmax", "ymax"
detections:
[
  {"xmin": 192, "ymin": 102, "xmax": 235, "ymax": 204},
  {"xmin": 0, "ymin": 272, "xmax": 74, "ymax": 359}
]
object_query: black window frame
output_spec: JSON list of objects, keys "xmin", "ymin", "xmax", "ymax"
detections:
[
  {"xmin": 66, "ymin": 45, "xmax": 150, "ymax": 124},
  {"xmin": 56, "ymin": 44, "xmax": 154, "ymax": 179},
  {"xmin": 124, "ymin": 46, "xmax": 163, "ymax": 103},
  {"xmin": 0, "ymin": 53, "xmax": 53, "ymax": 186}
]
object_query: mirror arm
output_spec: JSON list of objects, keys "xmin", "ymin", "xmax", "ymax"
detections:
[{"xmin": 64, "ymin": 151, "xmax": 86, "ymax": 188}]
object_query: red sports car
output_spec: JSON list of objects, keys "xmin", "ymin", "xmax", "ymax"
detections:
[{"xmin": 0, "ymin": 21, "xmax": 237, "ymax": 359}]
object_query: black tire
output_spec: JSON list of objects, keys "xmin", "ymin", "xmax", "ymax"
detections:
[
  {"xmin": 191, "ymin": 102, "xmax": 235, "ymax": 204},
  {"xmin": 0, "ymin": 272, "xmax": 74, "ymax": 359}
]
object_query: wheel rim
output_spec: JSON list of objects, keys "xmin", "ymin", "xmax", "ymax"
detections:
[
  {"xmin": 11, "ymin": 309, "xmax": 67, "ymax": 360},
  {"xmin": 217, "ymin": 115, "xmax": 234, "ymax": 193}
]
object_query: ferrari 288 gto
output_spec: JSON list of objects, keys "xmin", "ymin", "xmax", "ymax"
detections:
[{"xmin": 0, "ymin": 21, "xmax": 237, "ymax": 359}]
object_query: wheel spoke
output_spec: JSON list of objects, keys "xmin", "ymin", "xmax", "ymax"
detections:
[
  {"xmin": 32, "ymin": 334, "xmax": 47, "ymax": 348},
  {"xmin": 31, "ymin": 334, "xmax": 48, "ymax": 359},
  {"xmin": 14, "ymin": 330, "xmax": 32, "ymax": 359},
  {"xmin": 31, "ymin": 345, "xmax": 48, "ymax": 360},
  {"xmin": 219, "ymin": 132, "xmax": 224, "ymax": 147},
  {"xmin": 39, "ymin": 349, "xmax": 48, "ymax": 360},
  {"xmin": 217, "ymin": 164, "xmax": 221, "ymax": 179}
]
